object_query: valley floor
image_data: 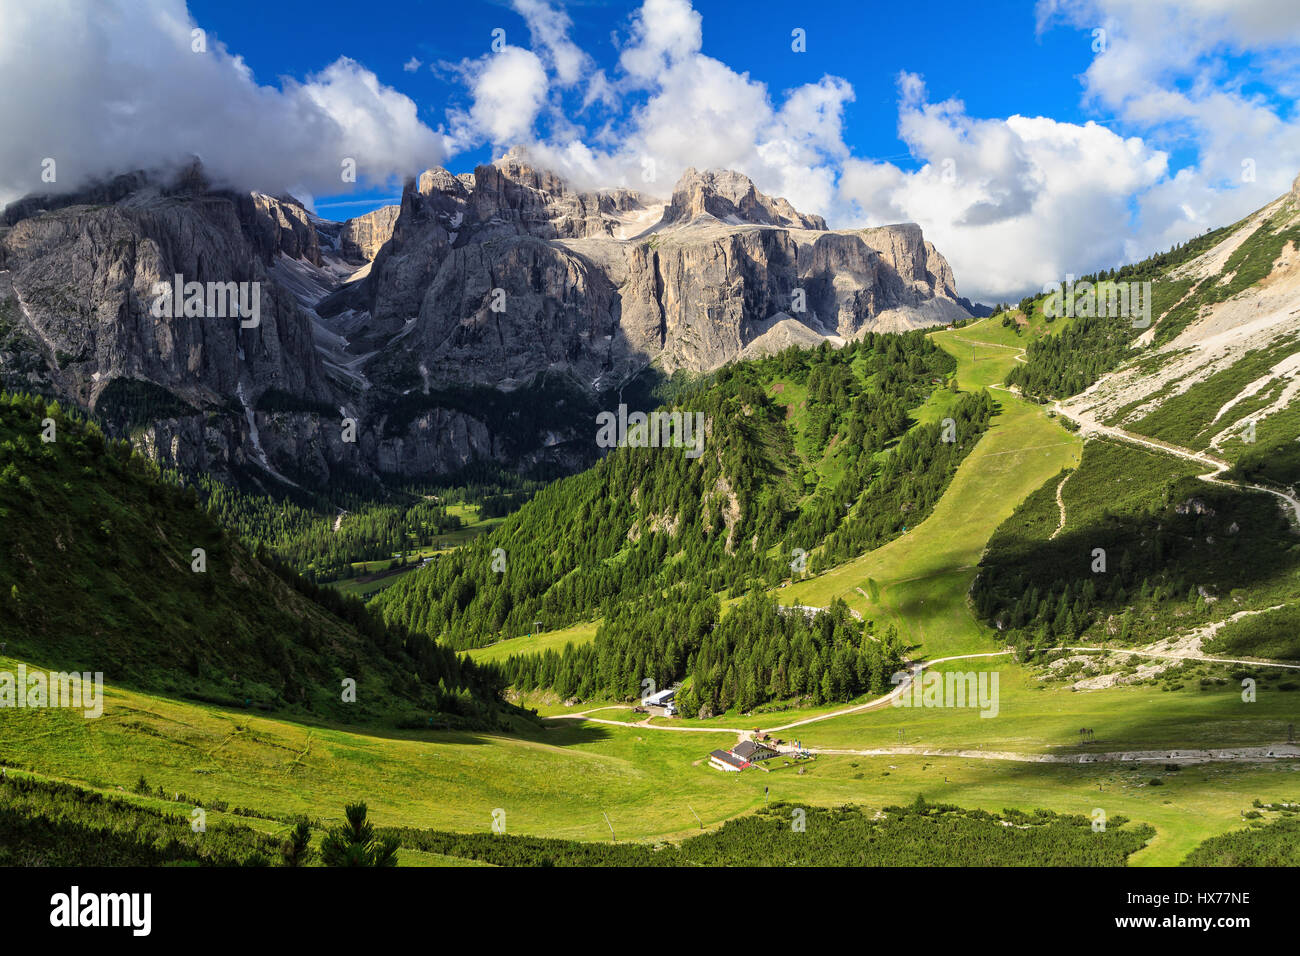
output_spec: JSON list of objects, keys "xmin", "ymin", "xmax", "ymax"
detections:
[{"xmin": 6, "ymin": 318, "xmax": 1297, "ymax": 866}]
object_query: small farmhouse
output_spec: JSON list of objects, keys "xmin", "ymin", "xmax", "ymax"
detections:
[
  {"xmin": 708, "ymin": 749, "xmax": 748, "ymax": 772},
  {"xmin": 732, "ymin": 740, "xmax": 778, "ymax": 762}
]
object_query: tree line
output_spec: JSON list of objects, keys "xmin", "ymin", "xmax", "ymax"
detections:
[{"xmin": 372, "ymin": 332, "xmax": 984, "ymax": 653}]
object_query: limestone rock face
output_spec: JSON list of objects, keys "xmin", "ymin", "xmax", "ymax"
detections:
[
  {"xmin": 243, "ymin": 193, "xmax": 321, "ymax": 265},
  {"xmin": 0, "ymin": 186, "xmax": 328, "ymax": 408},
  {"xmin": 660, "ymin": 168, "xmax": 827, "ymax": 230},
  {"xmin": 0, "ymin": 149, "xmax": 973, "ymax": 484},
  {"xmin": 468, "ymin": 148, "xmax": 662, "ymax": 240},
  {"xmin": 367, "ymin": 156, "xmax": 968, "ymax": 384},
  {"xmin": 0, "ymin": 173, "xmax": 343, "ymax": 482},
  {"xmin": 323, "ymin": 167, "xmax": 470, "ymax": 345},
  {"xmin": 339, "ymin": 205, "xmax": 400, "ymax": 263},
  {"xmin": 412, "ymin": 237, "xmax": 622, "ymax": 389},
  {"xmin": 570, "ymin": 220, "xmax": 967, "ymax": 373}
]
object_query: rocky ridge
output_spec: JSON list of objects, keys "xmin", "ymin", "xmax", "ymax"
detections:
[{"xmin": 0, "ymin": 150, "xmax": 972, "ymax": 486}]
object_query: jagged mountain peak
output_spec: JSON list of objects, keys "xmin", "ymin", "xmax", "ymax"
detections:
[
  {"xmin": 661, "ymin": 166, "xmax": 827, "ymax": 231},
  {"xmin": 415, "ymin": 166, "xmax": 470, "ymax": 198},
  {"xmin": 0, "ymin": 146, "xmax": 973, "ymax": 488}
]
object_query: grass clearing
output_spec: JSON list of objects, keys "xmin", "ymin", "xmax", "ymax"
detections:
[
  {"xmin": 467, "ymin": 619, "xmax": 602, "ymax": 665},
  {"xmin": 777, "ymin": 319, "xmax": 1082, "ymax": 660}
]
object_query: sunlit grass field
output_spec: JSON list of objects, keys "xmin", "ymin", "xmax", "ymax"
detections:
[
  {"xmin": 3, "ymin": 662, "xmax": 1293, "ymax": 865},
  {"xmin": 5, "ymin": 315, "xmax": 1295, "ymax": 866},
  {"xmin": 467, "ymin": 619, "xmax": 601, "ymax": 665}
]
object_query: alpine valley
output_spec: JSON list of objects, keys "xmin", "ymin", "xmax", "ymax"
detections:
[{"xmin": 2, "ymin": 154, "xmax": 1299, "ymax": 868}]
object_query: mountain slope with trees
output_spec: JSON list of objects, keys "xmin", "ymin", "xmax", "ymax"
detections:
[
  {"xmin": 372, "ymin": 333, "xmax": 994, "ymax": 652},
  {"xmin": 0, "ymin": 391, "xmax": 513, "ymax": 727}
]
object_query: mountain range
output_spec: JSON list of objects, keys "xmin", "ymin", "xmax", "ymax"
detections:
[{"xmin": 0, "ymin": 150, "xmax": 978, "ymax": 491}]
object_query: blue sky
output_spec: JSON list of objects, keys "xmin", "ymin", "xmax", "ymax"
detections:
[
  {"xmin": 4, "ymin": 0, "xmax": 1300, "ymax": 300},
  {"xmin": 189, "ymin": 0, "xmax": 1104, "ymax": 215}
]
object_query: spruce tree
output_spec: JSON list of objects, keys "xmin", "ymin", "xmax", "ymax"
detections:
[{"xmin": 320, "ymin": 802, "xmax": 398, "ymax": 867}]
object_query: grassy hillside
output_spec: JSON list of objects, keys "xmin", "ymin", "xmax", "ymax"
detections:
[
  {"xmin": 0, "ymin": 392, "xmax": 511, "ymax": 727},
  {"xmin": 973, "ymin": 437, "xmax": 1300, "ymax": 654},
  {"xmin": 373, "ymin": 332, "xmax": 993, "ymax": 651},
  {"xmin": 4, "ymin": 661, "xmax": 1296, "ymax": 864},
  {"xmin": 774, "ymin": 318, "xmax": 1083, "ymax": 659}
]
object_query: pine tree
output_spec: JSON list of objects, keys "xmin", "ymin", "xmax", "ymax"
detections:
[
  {"xmin": 281, "ymin": 817, "xmax": 314, "ymax": 867},
  {"xmin": 320, "ymin": 802, "xmax": 398, "ymax": 867}
]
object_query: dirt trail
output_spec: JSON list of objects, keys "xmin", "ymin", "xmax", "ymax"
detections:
[
  {"xmin": 948, "ymin": 334, "xmax": 1029, "ymax": 363},
  {"xmin": 762, "ymin": 651, "xmax": 1013, "ymax": 734},
  {"xmin": 1049, "ymin": 472, "xmax": 1070, "ymax": 539},
  {"xmin": 805, "ymin": 744, "xmax": 1300, "ymax": 765},
  {"xmin": 1054, "ymin": 404, "xmax": 1300, "ymax": 529}
]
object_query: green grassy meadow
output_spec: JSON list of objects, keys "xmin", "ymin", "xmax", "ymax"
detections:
[
  {"xmin": 467, "ymin": 619, "xmax": 602, "ymax": 665},
  {"xmin": 5, "ymin": 316, "xmax": 1295, "ymax": 867},
  {"xmin": 776, "ymin": 319, "xmax": 1082, "ymax": 660}
]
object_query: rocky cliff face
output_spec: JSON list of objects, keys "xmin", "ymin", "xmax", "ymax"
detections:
[
  {"xmin": 339, "ymin": 205, "xmax": 400, "ymax": 264},
  {"xmin": 660, "ymin": 167, "xmax": 827, "ymax": 230},
  {"xmin": 0, "ymin": 171, "xmax": 338, "ymax": 484},
  {"xmin": 351, "ymin": 151, "xmax": 970, "ymax": 386},
  {"xmin": 244, "ymin": 193, "xmax": 322, "ymax": 265},
  {"xmin": 0, "ymin": 150, "xmax": 971, "ymax": 488},
  {"xmin": 0, "ymin": 175, "xmax": 328, "ymax": 410}
]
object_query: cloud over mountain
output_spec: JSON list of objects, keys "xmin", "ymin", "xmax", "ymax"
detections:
[
  {"xmin": 5, "ymin": 0, "xmax": 1300, "ymax": 302},
  {"xmin": 0, "ymin": 0, "xmax": 447, "ymax": 208}
]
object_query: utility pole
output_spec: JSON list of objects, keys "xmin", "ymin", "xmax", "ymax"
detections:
[{"xmin": 602, "ymin": 812, "xmax": 616, "ymax": 843}]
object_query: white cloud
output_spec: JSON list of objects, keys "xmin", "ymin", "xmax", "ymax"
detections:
[
  {"xmin": 619, "ymin": 0, "xmax": 704, "ymax": 82},
  {"xmin": 839, "ymin": 75, "xmax": 1170, "ymax": 301},
  {"xmin": 512, "ymin": 0, "xmax": 589, "ymax": 87},
  {"xmin": 403, "ymin": 56, "xmax": 422, "ymax": 73},
  {"xmin": 0, "ymin": 0, "xmax": 447, "ymax": 209},
  {"xmin": 448, "ymin": 45, "xmax": 550, "ymax": 148},
  {"xmin": 1038, "ymin": 0, "xmax": 1300, "ymax": 252}
]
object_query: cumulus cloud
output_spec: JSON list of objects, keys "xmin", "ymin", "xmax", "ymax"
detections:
[
  {"xmin": 841, "ymin": 76, "xmax": 1172, "ymax": 300},
  {"xmin": 448, "ymin": 45, "xmax": 550, "ymax": 148},
  {"xmin": 513, "ymin": 0, "xmax": 590, "ymax": 87},
  {"xmin": 618, "ymin": 0, "xmax": 703, "ymax": 82},
  {"xmin": 0, "ymin": 0, "xmax": 447, "ymax": 209},
  {"xmin": 1039, "ymin": 0, "xmax": 1300, "ymax": 252},
  {"xmin": 453, "ymin": 0, "xmax": 853, "ymax": 217}
]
